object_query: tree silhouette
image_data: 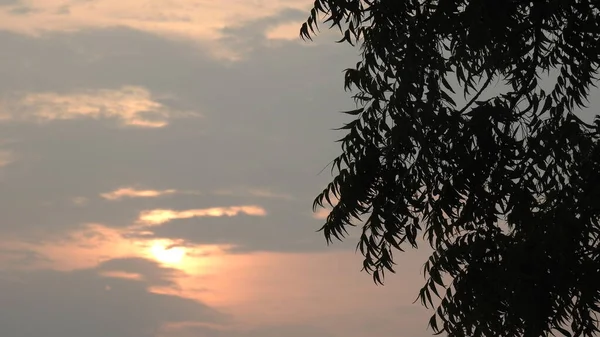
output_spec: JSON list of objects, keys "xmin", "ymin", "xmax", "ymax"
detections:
[{"xmin": 301, "ymin": 1, "xmax": 600, "ymax": 337}]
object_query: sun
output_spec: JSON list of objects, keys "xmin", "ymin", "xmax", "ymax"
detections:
[{"xmin": 150, "ymin": 241, "xmax": 186, "ymax": 265}]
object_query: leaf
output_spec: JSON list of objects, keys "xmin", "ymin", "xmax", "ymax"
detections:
[
  {"xmin": 542, "ymin": 96, "xmax": 553, "ymax": 113},
  {"xmin": 442, "ymin": 77, "xmax": 456, "ymax": 94},
  {"xmin": 341, "ymin": 108, "xmax": 364, "ymax": 116}
]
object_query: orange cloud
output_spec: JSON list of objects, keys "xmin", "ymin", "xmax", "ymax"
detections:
[
  {"xmin": 138, "ymin": 206, "xmax": 267, "ymax": 226},
  {"xmin": 101, "ymin": 187, "xmax": 179, "ymax": 200},
  {"xmin": 98, "ymin": 270, "xmax": 144, "ymax": 281},
  {"xmin": 0, "ymin": 223, "xmax": 231, "ymax": 273},
  {"xmin": 0, "ymin": 0, "xmax": 311, "ymax": 59},
  {"xmin": 1, "ymin": 86, "xmax": 197, "ymax": 128}
]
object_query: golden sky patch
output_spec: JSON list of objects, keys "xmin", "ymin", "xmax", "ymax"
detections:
[
  {"xmin": 0, "ymin": 223, "xmax": 231, "ymax": 275},
  {"xmin": 138, "ymin": 205, "xmax": 267, "ymax": 226},
  {"xmin": 0, "ymin": 223, "xmax": 430, "ymax": 337},
  {"xmin": 98, "ymin": 270, "xmax": 144, "ymax": 281},
  {"xmin": 149, "ymin": 239, "xmax": 187, "ymax": 265},
  {"xmin": 101, "ymin": 187, "xmax": 179, "ymax": 200},
  {"xmin": 1, "ymin": 86, "xmax": 197, "ymax": 127}
]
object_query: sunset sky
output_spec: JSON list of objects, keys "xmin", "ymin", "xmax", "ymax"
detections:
[{"xmin": 1, "ymin": 1, "xmax": 598, "ymax": 337}]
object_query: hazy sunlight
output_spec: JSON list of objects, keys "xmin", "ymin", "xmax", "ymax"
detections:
[{"xmin": 149, "ymin": 240, "xmax": 187, "ymax": 265}]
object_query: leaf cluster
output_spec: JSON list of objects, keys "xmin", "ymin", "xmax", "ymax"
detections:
[{"xmin": 302, "ymin": 1, "xmax": 600, "ymax": 337}]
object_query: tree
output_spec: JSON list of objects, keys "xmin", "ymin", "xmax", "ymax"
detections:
[{"xmin": 301, "ymin": 1, "xmax": 600, "ymax": 337}]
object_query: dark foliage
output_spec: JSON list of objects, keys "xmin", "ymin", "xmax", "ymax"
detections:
[{"xmin": 301, "ymin": 1, "xmax": 600, "ymax": 337}]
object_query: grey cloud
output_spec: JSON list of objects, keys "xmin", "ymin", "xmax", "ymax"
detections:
[
  {"xmin": 337, "ymin": 305, "xmax": 436, "ymax": 337},
  {"xmin": 0, "ymin": 0, "xmax": 19, "ymax": 6},
  {"xmin": 0, "ymin": 28, "xmax": 218, "ymax": 93},
  {"xmin": 96, "ymin": 257, "xmax": 185, "ymax": 287},
  {"xmin": 136, "ymin": 208, "xmax": 355, "ymax": 253},
  {"xmin": 220, "ymin": 7, "xmax": 307, "ymax": 34},
  {"xmin": 8, "ymin": 5, "xmax": 36, "ymax": 15},
  {"xmin": 169, "ymin": 323, "xmax": 336, "ymax": 337},
  {"xmin": 0, "ymin": 258, "xmax": 225, "ymax": 337},
  {"xmin": 0, "ymin": 247, "xmax": 50, "ymax": 267},
  {"xmin": 168, "ymin": 306, "xmax": 437, "ymax": 337},
  {"xmin": 218, "ymin": 7, "xmax": 308, "ymax": 50},
  {"xmin": 0, "ymin": 13, "xmax": 358, "ymax": 253}
]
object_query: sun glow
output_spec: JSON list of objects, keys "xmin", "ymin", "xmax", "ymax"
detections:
[{"xmin": 150, "ymin": 241, "xmax": 186, "ymax": 265}]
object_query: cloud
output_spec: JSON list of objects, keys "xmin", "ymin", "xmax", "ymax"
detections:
[
  {"xmin": 213, "ymin": 187, "xmax": 293, "ymax": 200},
  {"xmin": 96, "ymin": 257, "xmax": 185, "ymax": 287},
  {"xmin": 0, "ymin": 7, "xmax": 588, "ymax": 337},
  {"xmin": 154, "ymin": 250, "xmax": 435, "ymax": 337},
  {"xmin": 8, "ymin": 4, "xmax": 36, "ymax": 15},
  {"xmin": 216, "ymin": 7, "xmax": 310, "ymax": 57},
  {"xmin": 136, "ymin": 210, "xmax": 352, "ymax": 253},
  {"xmin": 162, "ymin": 322, "xmax": 336, "ymax": 337},
  {"xmin": 0, "ymin": 0, "xmax": 311, "ymax": 59},
  {"xmin": 0, "ymin": 0, "xmax": 19, "ymax": 6},
  {"xmin": 246, "ymin": 189, "xmax": 292, "ymax": 200},
  {"xmin": 0, "ymin": 247, "xmax": 50, "ymax": 268},
  {"xmin": 265, "ymin": 20, "xmax": 305, "ymax": 41},
  {"xmin": 71, "ymin": 196, "xmax": 89, "ymax": 206},
  {"xmin": 0, "ymin": 258, "xmax": 226, "ymax": 337},
  {"xmin": 0, "ymin": 221, "xmax": 234, "ymax": 281},
  {"xmin": 0, "ymin": 86, "xmax": 196, "ymax": 128},
  {"xmin": 0, "ymin": 21, "xmax": 360, "ymax": 250},
  {"xmin": 101, "ymin": 187, "xmax": 179, "ymax": 200},
  {"xmin": 0, "ymin": 149, "xmax": 14, "ymax": 167},
  {"xmin": 138, "ymin": 206, "xmax": 267, "ymax": 226}
]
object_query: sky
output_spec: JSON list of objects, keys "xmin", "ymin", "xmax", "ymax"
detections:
[
  {"xmin": 0, "ymin": 1, "xmax": 439, "ymax": 337},
  {"xmin": 2, "ymin": 1, "xmax": 599, "ymax": 337}
]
